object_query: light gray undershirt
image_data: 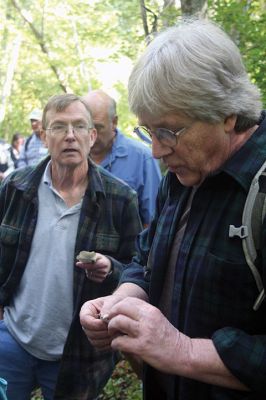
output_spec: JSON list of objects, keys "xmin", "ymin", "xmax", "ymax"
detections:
[{"xmin": 4, "ymin": 161, "xmax": 81, "ymax": 360}]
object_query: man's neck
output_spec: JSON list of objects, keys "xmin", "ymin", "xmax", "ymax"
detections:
[
  {"xmin": 90, "ymin": 151, "xmax": 107, "ymax": 165},
  {"xmin": 50, "ymin": 162, "xmax": 89, "ymax": 207}
]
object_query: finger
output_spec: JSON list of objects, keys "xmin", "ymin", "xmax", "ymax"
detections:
[
  {"xmin": 90, "ymin": 337, "xmax": 113, "ymax": 349},
  {"xmin": 80, "ymin": 304, "xmax": 103, "ymax": 329},
  {"xmin": 82, "ymin": 325, "xmax": 109, "ymax": 338},
  {"xmin": 89, "ymin": 274, "xmax": 106, "ymax": 283},
  {"xmin": 108, "ymin": 297, "xmax": 149, "ymax": 322},
  {"xmin": 108, "ymin": 314, "xmax": 139, "ymax": 337},
  {"xmin": 111, "ymin": 333, "xmax": 139, "ymax": 354},
  {"xmin": 76, "ymin": 261, "xmax": 95, "ymax": 269}
]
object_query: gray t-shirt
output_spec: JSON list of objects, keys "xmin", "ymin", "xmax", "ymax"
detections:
[{"xmin": 4, "ymin": 162, "xmax": 81, "ymax": 360}]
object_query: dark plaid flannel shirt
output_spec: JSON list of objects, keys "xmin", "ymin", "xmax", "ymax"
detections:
[
  {"xmin": 0, "ymin": 156, "xmax": 142, "ymax": 400},
  {"xmin": 120, "ymin": 113, "xmax": 266, "ymax": 400}
]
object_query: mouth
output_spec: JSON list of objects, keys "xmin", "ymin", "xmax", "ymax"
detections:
[{"xmin": 62, "ymin": 148, "xmax": 79, "ymax": 154}]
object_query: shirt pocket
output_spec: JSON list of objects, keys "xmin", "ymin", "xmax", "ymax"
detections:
[
  {"xmin": 94, "ymin": 233, "xmax": 120, "ymax": 255},
  {"xmin": 0, "ymin": 225, "xmax": 20, "ymax": 246},
  {"xmin": 205, "ymin": 252, "xmax": 259, "ymax": 324}
]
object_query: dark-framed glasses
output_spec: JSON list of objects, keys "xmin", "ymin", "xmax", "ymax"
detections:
[
  {"xmin": 134, "ymin": 125, "xmax": 186, "ymax": 147},
  {"xmin": 46, "ymin": 123, "xmax": 93, "ymax": 136}
]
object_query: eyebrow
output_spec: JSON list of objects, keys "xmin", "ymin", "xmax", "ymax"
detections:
[
  {"xmin": 49, "ymin": 118, "xmax": 88, "ymax": 125},
  {"xmin": 94, "ymin": 123, "xmax": 105, "ymax": 129}
]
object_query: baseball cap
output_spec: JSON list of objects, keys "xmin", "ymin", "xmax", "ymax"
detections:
[{"xmin": 29, "ymin": 108, "xmax": 42, "ymax": 121}]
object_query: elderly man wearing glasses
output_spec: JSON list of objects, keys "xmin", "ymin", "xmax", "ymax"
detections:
[
  {"xmin": 0, "ymin": 94, "xmax": 142, "ymax": 400},
  {"xmin": 80, "ymin": 19, "xmax": 266, "ymax": 400}
]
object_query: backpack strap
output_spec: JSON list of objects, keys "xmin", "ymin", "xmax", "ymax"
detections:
[
  {"xmin": 242, "ymin": 160, "xmax": 266, "ymax": 310},
  {"xmin": 24, "ymin": 135, "xmax": 33, "ymax": 152}
]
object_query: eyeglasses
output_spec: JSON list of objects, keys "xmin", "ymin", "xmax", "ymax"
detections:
[
  {"xmin": 45, "ymin": 123, "xmax": 93, "ymax": 136},
  {"xmin": 134, "ymin": 125, "xmax": 186, "ymax": 147}
]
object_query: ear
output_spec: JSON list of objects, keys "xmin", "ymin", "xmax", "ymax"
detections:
[
  {"xmin": 90, "ymin": 128, "xmax": 97, "ymax": 146},
  {"xmin": 112, "ymin": 115, "xmax": 118, "ymax": 130},
  {"xmin": 40, "ymin": 129, "xmax": 48, "ymax": 148},
  {"xmin": 224, "ymin": 115, "xmax": 237, "ymax": 134}
]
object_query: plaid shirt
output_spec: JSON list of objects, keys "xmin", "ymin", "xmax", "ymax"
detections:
[
  {"xmin": 120, "ymin": 113, "xmax": 266, "ymax": 399},
  {"xmin": 0, "ymin": 156, "xmax": 142, "ymax": 400}
]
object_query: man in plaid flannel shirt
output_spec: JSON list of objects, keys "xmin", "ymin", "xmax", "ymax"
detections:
[{"xmin": 0, "ymin": 94, "xmax": 142, "ymax": 399}]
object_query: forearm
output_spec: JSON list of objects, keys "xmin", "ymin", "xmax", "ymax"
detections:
[{"xmin": 169, "ymin": 335, "xmax": 248, "ymax": 391}]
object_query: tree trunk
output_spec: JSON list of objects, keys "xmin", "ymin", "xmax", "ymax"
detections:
[
  {"xmin": 180, "ymin": 0, "xmax": 208, "ymax": 17},
  {"xmin": 140, "ymin": 0, "xmax": 150, "ymax": 38},
  {"xmin": 71, "ymin": 18, "xmax": 92, "ymax": 92}
]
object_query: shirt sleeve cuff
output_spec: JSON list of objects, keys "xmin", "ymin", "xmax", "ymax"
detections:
[{"xmin": 212, "ymin": 327, "xmax": 266, "ymax": 393}]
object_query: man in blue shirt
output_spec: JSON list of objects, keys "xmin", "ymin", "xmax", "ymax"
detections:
[
  {"xmin": 17, "ymin": 109, "xmax": 48, "ymax": 168},
  {"xmin": 83, "ymin": 90, "xmax": 162, "ymax": 227}
]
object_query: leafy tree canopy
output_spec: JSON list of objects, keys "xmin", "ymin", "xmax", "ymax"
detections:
[{"xmin": 0, "ymin": 0, "xmax": 265, "ymax": 142}]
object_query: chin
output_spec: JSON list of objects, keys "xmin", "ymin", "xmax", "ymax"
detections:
[{"xmin": 175, "ymin": 173, "xmax": 202, "ymax": 187}]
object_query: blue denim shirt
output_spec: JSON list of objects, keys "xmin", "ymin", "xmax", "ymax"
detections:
[{"xmin": 101, "ymin": 129, "xmax": 162, "ymax": 225}]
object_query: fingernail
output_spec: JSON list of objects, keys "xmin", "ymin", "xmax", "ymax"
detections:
[{"xmin": 100, "ymin": 314, "xmax": 110, "ymax": 323}]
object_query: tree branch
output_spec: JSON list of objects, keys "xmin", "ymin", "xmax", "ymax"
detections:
[{"xmin": 10, "ymin": 0, "xmax": 68, "ymax": 92}]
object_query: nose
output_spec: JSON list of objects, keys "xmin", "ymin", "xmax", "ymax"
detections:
[
  {"xmin": 151, "ymin": 136, "xmax": 172, "ymax": 159},
  {"xmin": 65, "ymin": 125, "xmax": 76, "ymax": 139}
]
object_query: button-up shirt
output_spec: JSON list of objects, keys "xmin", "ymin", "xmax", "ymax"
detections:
[{"xmin": 101, "ymin": 129, "xmax": 162, "ymax": 225}]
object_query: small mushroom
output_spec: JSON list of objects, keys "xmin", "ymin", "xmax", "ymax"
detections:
[{"xmin": 76, "ymin": 251, "xmax": 97, "ymax": 263}]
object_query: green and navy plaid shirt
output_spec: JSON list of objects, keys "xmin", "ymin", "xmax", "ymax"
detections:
[
  {"xmin": 0, "ymin": 156, "xmax": 142, "ymax": 400},
  {"xmin": 120, "ymin": 113, "xmax": 266, "ymax": 400}
]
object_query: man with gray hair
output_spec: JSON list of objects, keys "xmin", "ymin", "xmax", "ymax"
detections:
[
  {"xmin": 80, "ymin": 19, "xmax": 266, "ymax": 399},
  {"xmin": 0, "ymin": 94, "xmax": 142, "ymax": 399}
]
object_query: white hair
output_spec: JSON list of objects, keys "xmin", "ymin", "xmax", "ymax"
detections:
[{"xmin": 128, "ymin": 19, "xmax": 262, "ymax": 132}]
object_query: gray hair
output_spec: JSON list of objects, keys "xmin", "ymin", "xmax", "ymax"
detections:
[
  {"xmin": 128, "ymin": 19, "xmax": 262, "ymax": 132},
  {"xmin": 108, "ymin": 97, "xmax": 117, "ymax": 120},
  {"xmin": 42, "ymin": 93, "xmax": 94, "ymax": 129}
]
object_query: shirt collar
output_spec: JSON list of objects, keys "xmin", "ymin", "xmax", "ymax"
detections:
[
  {"xmin": 221, "ymin": 112, "xmax": 266, "ymax": 191},
  {"xmin": 43, "ymin": 160, "xmax": 52, "ymax": 187},
  {"xmin": 101, "ymin": 129, "xmax": 128, "ymax": 169}
]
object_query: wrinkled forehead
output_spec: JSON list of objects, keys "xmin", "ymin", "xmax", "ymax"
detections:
[{"xmin": 45, "ymin": 101, "xmax": 92, "ymax": 126}]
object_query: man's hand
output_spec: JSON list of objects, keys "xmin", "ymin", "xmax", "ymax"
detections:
[
  {"xmin": 76, "ymin": 253, "xmax": 112, "ymax": 283},
  {"xmin": 106, "ymin": 297, "xmax": 187, "ymax": 374},
  {"xmin": 80, "ymin": 284, "xmax": 149, "ymax": 351},
  {"xmin": 79, "ymin": 295, "xmax": 125, "ymax": 350}
]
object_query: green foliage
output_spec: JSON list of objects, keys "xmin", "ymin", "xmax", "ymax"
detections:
[
  {"xmin": 210, "ymin": 0, "xmax": 266, "ymax": 107},
  {"xmin": 1, "ymin": 0, "xmax": 265, "ymax": 143},
  {"xmin": 99, "ymin": 360, "xmax": 142, "ymax": 400},
  {"xmin": 30, "ymin": 360, "xmax": 141, "ymax": 400}
]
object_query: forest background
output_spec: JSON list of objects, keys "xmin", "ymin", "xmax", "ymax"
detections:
[
  {"xmin": 0, "ymin": 0, "xmax": 266, "ymax": 142},
  {"xmin": 1, "ymin": 1, "xmax": 266, "ymax": 399}
]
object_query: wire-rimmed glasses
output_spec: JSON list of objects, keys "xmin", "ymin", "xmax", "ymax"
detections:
[
  {"xmin": 45, "ymin": 123, "xmax": 93, "ymax": 136},
  {"xmin": 134, "ymin": 125, "xmax": 186, "ymax": 147}
]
